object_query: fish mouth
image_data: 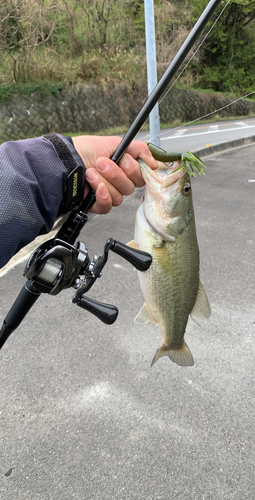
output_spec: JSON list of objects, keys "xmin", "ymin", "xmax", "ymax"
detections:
[{"xmin": 138, "ymin": 158, "xmax": 186, "ymax": 188}]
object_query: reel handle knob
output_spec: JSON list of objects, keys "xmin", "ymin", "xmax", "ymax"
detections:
[
  {"xmin": 77, "ymin": 296, "xmax": 118, "ymax": 325},
  {"xmin": 111, "ymin": 240, "xmax": 152, "ymax": 272}
]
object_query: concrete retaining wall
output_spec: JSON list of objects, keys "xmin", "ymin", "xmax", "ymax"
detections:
[{"xmin": 0, "ymin": 84, "xmax": 255, "ymax": 143}]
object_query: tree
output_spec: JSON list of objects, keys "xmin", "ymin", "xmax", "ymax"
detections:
[
  {"xmin": 0, "ymin": 0, "xmax": 58, "ymax": 82},
  {"xmin": 190, "ymin": 0, "xmax": 255, "ymax": 92}
]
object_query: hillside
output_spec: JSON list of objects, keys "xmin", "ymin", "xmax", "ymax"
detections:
[{"xmin": 0, "ymin": 0, "xmax": 255, "ymax": 95}]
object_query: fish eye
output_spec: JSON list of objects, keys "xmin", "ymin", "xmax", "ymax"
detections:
[{"xmin": 183, "ymin": 183, "xmax": 191, "ymax": 195}]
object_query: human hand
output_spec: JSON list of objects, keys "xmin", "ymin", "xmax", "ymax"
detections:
[{"xmin": 72, "ymin": 135, "xmax": 158, "ymax": 214}]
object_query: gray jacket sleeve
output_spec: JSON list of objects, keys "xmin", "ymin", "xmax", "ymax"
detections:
[{"xmin": 0, "ymin": 135, "xmax": 82, "ymax": 268}]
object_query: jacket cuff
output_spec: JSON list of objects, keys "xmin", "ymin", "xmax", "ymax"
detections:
[{"xmin": 43, "ymin": 133, "xmax": 86, "ymax": 216}]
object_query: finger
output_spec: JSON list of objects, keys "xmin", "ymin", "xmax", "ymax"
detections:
[
  {"xmin": 126, "ymin": 140, "xmax": 158, "ymax": 170},
  {"xmin": 89, "ymin": 183, "xmax": 113, "ymax": 214},
  {"xmin": 85, "ymin": 167, "xmax": 123, "ymax": 207},
  {"xmin": 118, "ymin": 153, "xmax": 145, "ymax": 187},
  {"xmin": 96, "ymin": 158, "xmax": 135, "ymax": 196}
]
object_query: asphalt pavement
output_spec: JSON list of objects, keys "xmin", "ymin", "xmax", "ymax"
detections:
[
  {"xmin": 139, "ymin": 117, "xmax": 255, "ymax": 154},
  {"xmin": 1, "ymin": 143, "xmax": 255, "ymax": 499}
]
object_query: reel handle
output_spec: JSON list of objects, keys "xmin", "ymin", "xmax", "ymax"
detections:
[
  {"xmin": 77, "ymin": 296, "xmax": 118, "ymax": 325},
  {"xmin": 111, "ymin": 241, "xmax": 152, "ymax": 272}
]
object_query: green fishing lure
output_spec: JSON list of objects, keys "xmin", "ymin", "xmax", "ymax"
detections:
[{"xmin": 146, "ymin": 142, "xmax": 206, "ymax": 177}]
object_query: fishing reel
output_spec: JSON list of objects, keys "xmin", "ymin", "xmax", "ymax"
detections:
[
  {"xmin": 24, "ymin": 235, "xmax": 151, "ymax": 323},
  {"xmin": 0, "ymin": 188, "xmax": 152, "ymax": 350}
]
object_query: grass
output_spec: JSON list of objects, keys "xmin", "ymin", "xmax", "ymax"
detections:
[
  {"xmin": 63, "ymin": 113, "xmax": 255, "ymax": 138},
  {"xmin": 0, "ymin": 49, "xmax": 147, "ymax": 88}
]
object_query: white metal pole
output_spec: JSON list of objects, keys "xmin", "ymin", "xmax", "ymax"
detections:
[{"xmin": 144, "ymin": 0, "xmax": 160, "ymax": 146}]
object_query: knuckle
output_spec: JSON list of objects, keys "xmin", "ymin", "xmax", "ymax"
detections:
[
  {"xmin": 92, "ymin": 203, "xmax": 112, "ymax": 215},
  {"xmin": 112, "ymin": 194, "xmax": 123, "ymax": 206},
  {"xmin": 125, "ymin": 184, "xmax": 135, "ymax": 195}
]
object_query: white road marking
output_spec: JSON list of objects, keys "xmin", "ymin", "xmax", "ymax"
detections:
[
  {"xmin": 174, "ymin": 128, "xmax": 188, "ymax": 136},
  {"xmin": 161, "ymin": 123, "xmax": 255, "ymax": 141},
  {"xmin": 235, "ymin": 122, "xmax": 247, "ymax": 127},
  {"xmin": 208, "ymin": 125, "xmax": 219, "ymax": 131}
]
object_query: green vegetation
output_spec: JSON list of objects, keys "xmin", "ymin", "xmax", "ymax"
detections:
[
  {"xmin": 0, "ymin": 83, "xmax": 63, "ymax": 102},
  {"xmin": 190, "ymin": 0, "xmax": 255, "ymax": 93},
  {"xmin": 0, "ymin": 0, "xmax": 255, "ymax": 95}
]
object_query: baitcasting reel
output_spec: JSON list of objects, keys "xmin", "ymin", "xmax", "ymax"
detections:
[
  {"xmin": 0, "ymin": 188, "xmax": 152, "ymax": 349},
  {"xmin": 24, "ymin": 235, "xmax": 151, "ymax": 322}
]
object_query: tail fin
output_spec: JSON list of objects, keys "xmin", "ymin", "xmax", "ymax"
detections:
[{"xmin": 151, "ymin": 340, "xmax": 194, "ymax": 367}]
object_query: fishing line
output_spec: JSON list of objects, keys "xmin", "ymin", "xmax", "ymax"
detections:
[
  {"xmin": 159, "ymin": 89, "xmax": 255, "ymax": 137},
  {"xmin": 157, "ymin": 0, "xmax": 231, "ymax": 109}
]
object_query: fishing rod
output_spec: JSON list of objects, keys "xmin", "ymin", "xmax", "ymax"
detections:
[{"xmin": 0, "ymin": 0, "xmax": 223, "ymax": 350}]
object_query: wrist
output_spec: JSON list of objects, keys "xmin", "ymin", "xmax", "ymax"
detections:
[{"xmin": 43, "ymin": 133, "xmax": 86, "ymax": 215}]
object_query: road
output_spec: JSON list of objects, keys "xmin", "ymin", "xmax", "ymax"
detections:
[
  {"xmin": 1, "ymin": 140, "xmax": 255, "ymax": 499},
  {"xmin": 138, "ymin": 117, "xmax": 255, "ymax": 152}
]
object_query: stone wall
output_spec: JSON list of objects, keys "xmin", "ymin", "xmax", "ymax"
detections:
[{"xmin": 0, "ymin": 83, "xmax": 255, "ymax": 143}]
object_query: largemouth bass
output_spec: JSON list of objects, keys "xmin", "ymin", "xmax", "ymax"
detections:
[{"xmin": 128, "ymin": 158, "xmax": 210, "ymax": 367}]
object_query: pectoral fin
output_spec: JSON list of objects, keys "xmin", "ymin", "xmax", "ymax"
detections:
[
  {"xmin": 151, "ymin": 340, "xmax": 194, "ymax": 367},
  {"xmin": 135, "ymin": 303, "xmax": 158, "ymax": 326},
  {"xmin": 126, "ymin": 240, "xmax": 137, "ymax": 249},
  {"xmin": 168, "ymin": 209, "xmax": 193, "ymax": 238},
  {"xmin": 190, "ymin": 281, "xmax": 211, "ymax": 326},
  {"xmin": 154, "ymin": 244, "xmax": 172, "ymax": 272}
]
